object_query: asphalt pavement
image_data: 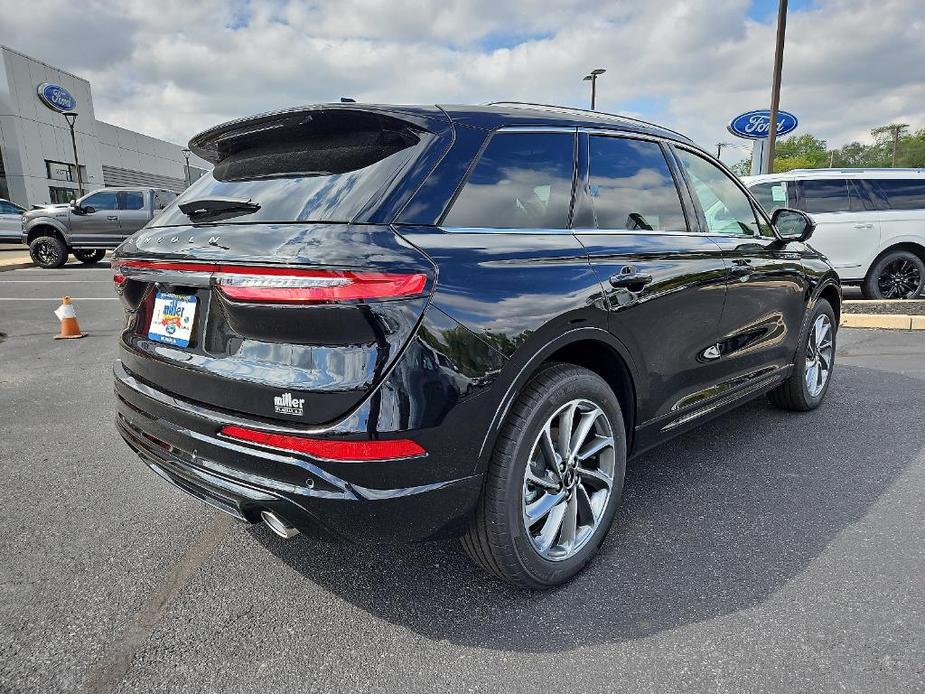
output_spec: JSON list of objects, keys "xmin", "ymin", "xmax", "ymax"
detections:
[{"xmin": 1, "ymin": 264, "xmax": 923, "ymax": 693}]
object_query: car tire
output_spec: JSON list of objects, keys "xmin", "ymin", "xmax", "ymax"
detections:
[
  {"xmin": 29, "ymin": 235, "xmax": 69, "ymax": 269},
  {"xmin": 861, "ymin": 250, "xmax": 925, "ymax": 299},
  {"xmin": 767, "ymin": 299, "xmax": 837, "ymax": 412},
  {"xmin": 73, "ymin": 248, "xmax": 105, "ymax": 264},
  {"xmin": 462, "ymin": 363, "xmax": 627, "ymax": 588}
]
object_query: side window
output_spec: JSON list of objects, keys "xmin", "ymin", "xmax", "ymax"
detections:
[
  {"xmin": 81, "ymin": 191, "xmax": 118, "ymax": 210},
  {"xmin": 588, "ymin": 136, "xmax": 687, "ymax": 231},
  {"xmin": 798, "ymin": 179, "xmax": 852, "ymax": 214},
  {"xmin": 0, "ymin": 202, "xmax": 14, "ymax": 214},
  {"xmin": 443, "ymin": 132, "xmax": 575, "ymax": 229},
  {"xmin": 749, "ymin": 181, "xmax": 789, "ymax": 214},
  {"xmin": 676, "ymin": 149, "xmax": 763, "ymax": 236},
  {"xmin": 874, "ymin": 179, "xmax": 925, "ymax": 210},
  {"xmin": 119, "ymin": 191, "xmax": 145, "ymax": 211}
]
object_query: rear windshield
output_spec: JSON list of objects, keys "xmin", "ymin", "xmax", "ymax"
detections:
[{"xmin": 152, "ymin": 112, "xmax": 426, "ymax": 227}]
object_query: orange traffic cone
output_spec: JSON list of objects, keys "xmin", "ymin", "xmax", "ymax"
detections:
[{"xmin": 54, "ymin": 296, "xmax": 87, "ymax": 339}]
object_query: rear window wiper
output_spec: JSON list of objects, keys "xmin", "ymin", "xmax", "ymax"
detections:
[{"xmin": 179, "ymin": 197, "xmax": 260, "ymax": 220}]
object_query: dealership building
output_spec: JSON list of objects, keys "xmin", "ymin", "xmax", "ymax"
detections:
[{"xmin": 0, "ymin": 45, "xmax": 210, "ymax": 208}]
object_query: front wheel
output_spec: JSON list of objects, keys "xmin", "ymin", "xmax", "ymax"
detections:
[
  {"xmin": 462, "ymin": 363, "xmax": 626, "ymax": 588},
  {"xmin": 767, "ymin": 299, "xmax": 836, "ymax": 411},
  {"xmin": 73, "ymin": 248, "xmax": 105, "ymax": 264},
  {"xmin": 29, "ymin": 235, "xmax": 69, "ymax": 269},
  {"xmin": 862, "ymin": 250, "xmax": 924, "ymax": 299}
]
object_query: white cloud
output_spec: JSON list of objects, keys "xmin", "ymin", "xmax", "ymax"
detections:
[{"xmin": 0, "ymin": 0, "xmax": 921, "ymax": 165}]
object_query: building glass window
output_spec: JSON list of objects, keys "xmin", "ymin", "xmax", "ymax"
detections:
[
  {"xmin": 0, "ymin": 153, "xmax": 8, "ymax": 201},
  {"xmin": 48, "ymin": 187, "xmax": 78, "ymax": 205},
  {"xmin": 45, "ymin": 160, "xmax": 86, "ymax": 184}
]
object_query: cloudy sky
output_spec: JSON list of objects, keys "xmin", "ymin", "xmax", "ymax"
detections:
[{"xmin": 0, "ymin": 0, "xmax": 922, "ymax": 165}]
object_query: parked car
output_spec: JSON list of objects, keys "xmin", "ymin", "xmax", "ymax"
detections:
[
  {"xmin": 0, "ymin": 198, "xmax": 26, "ymax": 243},
  {"xmin": 744, "ymin": 169, "xmax": 925, "ymax": 299},
  {"xmin": 112, "ymin": 103, "xmax": 840, "ymax": 587},
  {"xmin": 21, "ymin": 187, "xmax": 179, "ymax": 268}
]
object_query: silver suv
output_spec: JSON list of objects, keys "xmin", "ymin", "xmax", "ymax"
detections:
[{"xmin": 21, "ymin": 187, "xmax": 178, "ymax": 268}]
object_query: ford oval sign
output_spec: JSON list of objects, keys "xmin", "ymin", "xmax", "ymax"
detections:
[
  {"xmin": 37, "ymin": 83, "xmax": 77, "ymax": 113},
  {"xmin": 727, "ymin": 109, "xmax": 798, "ymax": 139}
]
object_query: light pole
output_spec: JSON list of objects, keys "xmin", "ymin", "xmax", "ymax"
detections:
[
  {"xmin": 583, "ymin": 69, "xmax": 606, "ymax": 110},
  {"xmin": 764, "ymin": 0, "xmax": 788, "ymax": 174},
  {"xmin": 62, "ymin": 111, "xmax": 84, "ymax": 198},
  {"xmin": 181, "ymin": 148, "xmax": 191, "ymax": 187}
]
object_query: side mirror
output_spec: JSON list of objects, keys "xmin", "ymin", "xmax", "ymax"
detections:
[
  {"xmin": 82, "ymin": 205, "xmax": 96, "ymax": 214},
  {"xmin": 772, "ymin": 207, "xmax": 815, "ymax": 243}
]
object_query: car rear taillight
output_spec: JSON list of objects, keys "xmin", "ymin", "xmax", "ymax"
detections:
[
  {"xmin": 110, "ymin": 260, "xmax": 427, "ymax": 303},
  {"xmin": 213, "ymin": 267, "xmax": 427, "ymax": 303},
  {"xmin": 220, "ymin": 424, "xmax": 426, "ymax": 461}
]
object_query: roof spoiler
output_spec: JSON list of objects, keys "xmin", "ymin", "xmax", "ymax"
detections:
[{"xmin": 188, "ymin": 104, "xmax": 452, "ymax": 164}]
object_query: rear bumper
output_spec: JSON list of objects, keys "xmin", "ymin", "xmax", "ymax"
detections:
[{"xmin": 114, "ymin": 360, "xmax": 483, "ymax": 542}]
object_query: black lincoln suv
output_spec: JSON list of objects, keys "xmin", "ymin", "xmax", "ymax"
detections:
[{"xmin": 112, "ymin": 103, "xmax": 840, "ymax": 588}]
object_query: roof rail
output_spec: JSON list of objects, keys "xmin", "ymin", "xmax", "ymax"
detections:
[
  {"xmin": 487, "ymin": 101, "xmax": 690, "ymax": 141},
  {"xmin": 785, "ymin": 167, "xmax": 925, "ymax": 174}
]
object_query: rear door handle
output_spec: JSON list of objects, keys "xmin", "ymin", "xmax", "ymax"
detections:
[
  {"xmin": 730, "ymin": 258, "xmax": 752, "ymax": 277},
  {"xmin": 107, "ymin": 215, "xmax": 119, "ymax": 221},
  {"xmin": 853, "ymin": 223, "xmax": 874, "ymax": 229},
  {"xmin": 609, "ymin": 267, "xmax": 653, "ymax": 290}
]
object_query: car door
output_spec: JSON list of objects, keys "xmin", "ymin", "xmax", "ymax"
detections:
[
  {"xmin": 794, "ymin": 177, "xmax": 880, "ymax": 281},
  {"xmin": 672, "ymin": 145, "xmax": 808, "ymax": 382},
  {"xmin": 0, "ymin": 201, "xmax": 24, "ymax": 241},
  {"xmin": 571, "ymin": 132, "xmax": 730, "ymax": 432},
  {"xmin": 866, "ymin": 176, "xmax": 925, "ymax": 253},
  {"xmin": 117, "ymin": 190, "xmax": 151, "ymax": 239},
  {"xmin": 70, "ymin": 190, "xmax": 121, "ymax": 246}
]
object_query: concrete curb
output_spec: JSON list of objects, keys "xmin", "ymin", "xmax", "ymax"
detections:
[
  {"xmin": 0, "ymin": 261, "xmax": 34, "ymax": 272},
  {"xmin": 842, "ymin": 313, "xmax": 925, "ymax": 330}
]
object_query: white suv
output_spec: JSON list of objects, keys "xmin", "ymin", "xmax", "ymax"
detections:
[{"xmin": 744, "ymin": 169, "xmax": 925, "ymax": 299}]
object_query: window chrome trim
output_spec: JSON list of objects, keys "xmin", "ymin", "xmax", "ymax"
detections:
[
  {"xmin": 440, "ymin": 226, "xmax": 573, "ymax": 235},
  {"xmin": 496, "ymin": 126, "xmax": 579, "ymax": 134},
  {"xmin": 572, "ymin": 228, "xmax": 710, "ymax": 238}
]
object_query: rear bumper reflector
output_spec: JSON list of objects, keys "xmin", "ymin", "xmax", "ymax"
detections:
[
  {"xmin": 220, "ymin": 425, "xmax": 426, "ymax": 462},
  {"xmin": 112, "ymin": 260, "xmax": 427, "ymax": 303}
]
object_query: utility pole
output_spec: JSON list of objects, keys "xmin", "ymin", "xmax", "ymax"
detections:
[
  {"xmin": 764, "ymin": 0, "xmax": 788, "ymax": 174},
  {"xmin": 872, "ymin": 124, "xmax": 909, "ymax": 167},
  {"xmin": 62, "ymin": 112, "xmax": 84, "ymax": 197},
  {"xmin": 716, "ymin": 142, "xmax": 733, "ymax": 159},
  {"xmin": 583, "ymin": 69, "xmax": 606, "ymax": 110},
  {"xmin": 181, "ymin": 148, "xmax": 192, "ymax": 187}
]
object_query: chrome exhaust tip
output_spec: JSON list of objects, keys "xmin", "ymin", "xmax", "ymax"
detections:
[{"xmin": 260, "ymin": 510, "xmax": 300, "ymax": 539}]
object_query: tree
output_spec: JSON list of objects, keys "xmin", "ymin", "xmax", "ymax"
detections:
[{"xmin": 772, "ymin": 134, "xmax": 829, "ymax": 172}]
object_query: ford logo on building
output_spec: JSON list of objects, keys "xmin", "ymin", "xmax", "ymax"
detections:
[
  {"xmin": 36, "ymin": 83, "xmax": 77, "ymax": 112},
  {"xmin": 727, "ymin": 109, "xmax": 798, "ymax": 139}
]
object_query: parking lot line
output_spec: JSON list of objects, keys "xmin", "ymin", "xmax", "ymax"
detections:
[{"xmin": 0, "ymin": 297, "xmax": 119, "ymax": 301}]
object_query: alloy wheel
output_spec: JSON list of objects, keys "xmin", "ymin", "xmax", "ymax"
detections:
[
  {"xmin": 522, "ymin": 398, "xmax": 616, "ymax": 561},
  {"xmin": 34, "ymin": 240, "xmax": 58, "ymax": 266},
  {"xmin": 877, "ymin": 258, "xmax": 922, "ymax": 299},
  {"xmin": 804, "ymin": 314, "xmax": 834, "ymax": 398}
]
